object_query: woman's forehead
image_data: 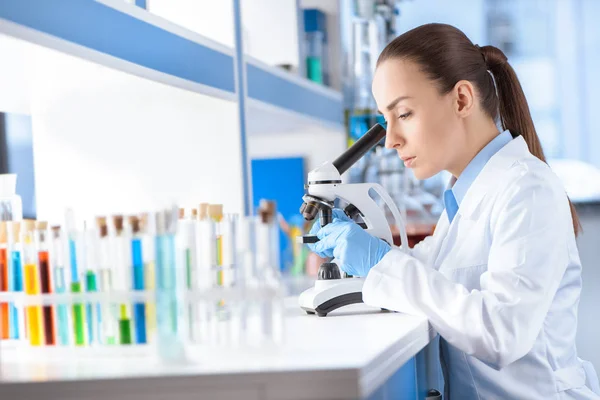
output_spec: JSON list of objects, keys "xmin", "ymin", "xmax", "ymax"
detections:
[{"xmin": 373, "ymin": 59, "xmax": 433, "ymax": 104}]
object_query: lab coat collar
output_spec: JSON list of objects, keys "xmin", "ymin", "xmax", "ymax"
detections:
[
  {"xmin": 453, "ymin": 130, "xmax": 513, "ymax": 206},
  {"xmin": 457, "ymin": 135, "xmax": 529, "ymax": 219}
]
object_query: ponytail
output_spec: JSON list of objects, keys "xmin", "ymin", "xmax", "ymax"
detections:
[
  {"xmin": 377, "ymin": 24, "xmax": 582, "ymax": 236},
  {"xmin": 479, "ymin": 45, "xmax": 582, "ymax": 236}
]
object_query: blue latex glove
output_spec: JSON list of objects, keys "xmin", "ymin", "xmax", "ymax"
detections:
[
  {"xmin": 311, "ymin": 220, "xmax": 391, "ymax": 277},
  {"xmin": 307, "ymin": 209, "xmax": 351, "ymax": 258}
]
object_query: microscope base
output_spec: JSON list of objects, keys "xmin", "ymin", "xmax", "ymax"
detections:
[{"xmin": 299, "ymin": 278, "xmax": 366, "ymax": 317}]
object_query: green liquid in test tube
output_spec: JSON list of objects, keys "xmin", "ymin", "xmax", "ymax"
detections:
[
  {"xmin": 306, "ymin": 57, "xmax": 323, "ymax": 84},
  {"xmin": 85, "ymin": 270, "xmax": 97, "ymax": 344},
  {"xmin": 112, "ymin": 215, "xmax": 132, "ymax": 346},
  {"xmin": 71, "ymin": 281, "xmax": 85, "ymax": 346},
  {"xmin": 119, "ymin": 304, "xmax": 132, "ymax": 345},
  {"xmin": 66, "ymin": 210, "xmax": 85, "ymax": 346}
]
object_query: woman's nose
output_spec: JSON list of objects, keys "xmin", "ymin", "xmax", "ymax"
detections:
[{"xmin": 384, "ymin": 122, "xmax": 404, "ymax": 149}]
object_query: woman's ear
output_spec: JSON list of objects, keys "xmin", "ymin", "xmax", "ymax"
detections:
[{"xmin": 453, "ymin": 80, "xmax": 475, "ymax": 118}]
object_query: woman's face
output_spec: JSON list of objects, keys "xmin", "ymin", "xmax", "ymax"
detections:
[{"xmin": 372, "ymin": 58, "xmax": 466, "ymax": 180}]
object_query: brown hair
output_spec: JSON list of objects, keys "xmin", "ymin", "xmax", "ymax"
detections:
[{"xmin": 377, "ymin": 23, "xmax": 581, "ymax": 236}]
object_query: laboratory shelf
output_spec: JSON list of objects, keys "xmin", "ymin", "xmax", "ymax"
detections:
[
  {"xmin": 0, "ymin": 0, "xmax": 344, "ymax": 129},
  {"xmin": 0, "ymin": 0, "xmax": 237, "ymax": 100},
  {"xmin": 246, "ymin": 56, "xmax": 345, "ymax": 128},
  {"xmin": 246, "ymin": 96, "xmax": 345, "ymax": 136}
]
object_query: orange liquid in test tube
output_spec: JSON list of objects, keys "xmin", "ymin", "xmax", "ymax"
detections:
[{"xmin": 0, "ymin": 248, "xmax": 8, "ymax": 339}]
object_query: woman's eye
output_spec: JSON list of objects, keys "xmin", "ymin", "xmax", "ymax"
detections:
[{"xmin": 399, "ymin": 112, "xmax": 412, "ymax": 120}]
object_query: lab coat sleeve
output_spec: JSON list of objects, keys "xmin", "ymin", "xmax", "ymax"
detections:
[
  {"xmin": 408, "ymin": 215, "xmax": 445, "ymax": 267},
  {"xmin": 363, "ymin": 174, "xmax": 569, "ymax": 370},
  {"xmin": 408, "ymin": 233, "xmax": 435, "ymax": 265}
]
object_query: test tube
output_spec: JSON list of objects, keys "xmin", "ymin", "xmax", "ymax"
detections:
[
  {"xmin": 256, "ymin": 211, "xmax": 272, "ymax": 275},
  {"xmin": 4, "ymin": 221, "xmax": 13, "ymax": 340},
  {"xmin": 208, "ymin": 205, "xmax": 224, "ymax": 286},
  {"xmin": 36, "ymin": 221, "xmax": 56, "ymax": 346},
  {"xmin": 129, "ymin": 216, "xmax": 146, "ymax": 344},
  {"xmin": 83, "ymin": 227, "xmax": 100, "ymax": 345},
  {"xmin": 66, "ymin": 209, "xmax": 85, "ymax": 346},
  {"xmin": 112, "ymin": 216, "xmax": 132, "ymax": 345},
  {"xmin": 262, "ymin": 264, "xmax": 285, "ymax": 346},
  {"xmin": 176, "ymin": 210, "xmax": 196, "ymax": 341},
  {"xmin": 141, "ymin": 213, "xmax": 156, "ymax": 340},
  {"xmin": 235, "ymin": 216, "xmax": 257, "ymax": 344},
  {"xmin": 8, "ymin": 222, "xmax": 24, "ymax": 340},
  {"xmin": 51, "ymin": 225, "xmax": 70, "ymax": 346},
  {"xmin": 0, "ymin": 222, "xmax": 8, "ymax": 340},
  {"xmin": 156, "ymin": 207, "xmax": 185, "ymax": 361},
  {"xmin": 238, "ymin": 216, "xmax": 265, "ymax": 346},
  {"xmin": 23, "ymin": 221, "xmax": 43, "ymax": 346},
  {"xmin": 196, "ymin": 205, "xmax": 216, "ymax": 344},
  {"xmin": 236, "ymin": 216, "xmax": 257, "ymax": 287},
  {"xmin": 220, "ymin": 214, "xmax": 236, "ymax": 287},
  {"xmin": 257, "ymin": 200, "xmax": 280, "ymax": 273},
  {"xmin": 256, "ymin": 203, "xmax": 284, "ymax": 346},
  {"xmin": 96, "ymin": 217, "xmax": 116, "ymax": 345},
  {"xmin": 220, "ymin": 214, "xmax": 237, "ymax": 345}
]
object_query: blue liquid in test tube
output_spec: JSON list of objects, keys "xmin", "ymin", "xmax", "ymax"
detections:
[
  {"xmin": 132, "ymin": 237, "xmax": 146, "ymax": 344},
  {"xmin": 9, "ymin": 250, "xmax": 22, "ymax": 339}
]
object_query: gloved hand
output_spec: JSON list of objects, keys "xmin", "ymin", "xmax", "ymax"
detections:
[
  {"xmin": 307, "ymin": 208, "xmax": 351, "ymax": 258},
  {"xmin": 311, "ymin": 220, "xmax": 391, "ymax": 277}
]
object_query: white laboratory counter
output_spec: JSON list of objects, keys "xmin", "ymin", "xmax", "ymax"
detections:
[{"xmin": 0, "ymin": 298, "xmax": 434, "ymax": 400}]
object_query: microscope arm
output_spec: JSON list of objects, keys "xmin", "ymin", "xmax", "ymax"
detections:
[
  {"xmin": 333, "ymin": 183, "xmax": 408, "ymax": 251},
  {"xmin": 332, "ymin": 183, "xmax": 393, "ymax": 245}
]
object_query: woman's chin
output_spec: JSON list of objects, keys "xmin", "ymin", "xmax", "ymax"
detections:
[{"xmin": 412, "ymin": 166, "xmax": 437, "ymax": 181}]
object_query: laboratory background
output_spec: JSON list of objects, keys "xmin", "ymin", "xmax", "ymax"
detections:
[{"xmin": 0, "ymin": 0, "xmax": 599, "ymax": 399}]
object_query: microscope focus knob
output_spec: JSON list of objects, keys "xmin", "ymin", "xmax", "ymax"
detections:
[{"xmin": 318, "ymin": 263, "xmax": 341, "ymax": 280}]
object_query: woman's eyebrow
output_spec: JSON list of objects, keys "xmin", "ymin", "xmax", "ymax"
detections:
[{"xmin": 377, "ymin": 95, "xmax": 412, "ymax": 114}]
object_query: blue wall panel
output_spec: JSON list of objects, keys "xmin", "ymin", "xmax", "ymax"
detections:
[
  {"xmin": 367, "ymin": 357, "xmax": 417, "ymax": 400},
  {"xmin": 251, "ymin": 157, "xmax": 306, "ymax": 271}
]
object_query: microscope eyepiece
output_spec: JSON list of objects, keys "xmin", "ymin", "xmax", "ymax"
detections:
[{"xmin": 332, "ymin": 123, "xmax": 386, "ymax": 174}]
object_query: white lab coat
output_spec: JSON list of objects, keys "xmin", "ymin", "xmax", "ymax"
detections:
[{"xmin": 363, "ymin": 136, "xmax": 600, "ymax": 399}]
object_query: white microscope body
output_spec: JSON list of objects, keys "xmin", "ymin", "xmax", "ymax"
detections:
[{"xmin": 298, "ymin": 124, "xmax": 408, "ymax": 317}]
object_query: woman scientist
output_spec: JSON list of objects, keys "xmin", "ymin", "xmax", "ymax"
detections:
[{"xmin": 308, "ymin": 23, "xmax": 600, "ymax": 399}]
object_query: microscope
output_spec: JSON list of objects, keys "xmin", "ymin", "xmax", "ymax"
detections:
[{"xmin": 298, "ymin": 123, "xmax": 408, "ymax": 317}]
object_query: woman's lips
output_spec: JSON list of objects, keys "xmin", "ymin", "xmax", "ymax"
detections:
[{"xmin": 403, "ymin": 156, "xmax": 416, "ymax": 168}]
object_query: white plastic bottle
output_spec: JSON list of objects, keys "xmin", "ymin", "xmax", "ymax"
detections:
[{"xmin": 0, "ymin": 174, "xmax": 23, "ymax": 221}]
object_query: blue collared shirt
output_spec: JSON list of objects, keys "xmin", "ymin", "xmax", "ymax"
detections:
[{"xmin": 444, "ymin": 130, "xmax": 513, "ymax": 222}]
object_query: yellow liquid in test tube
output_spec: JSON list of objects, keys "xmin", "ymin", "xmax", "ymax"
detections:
[
  {"xmin": 24, "ymin": 263, "xmax": 44, "ymax": 346},
  {"xmin": 209, "ymin": 205, "xmax": 224, "ymax": 287},
  {"xmin": 216, "ymin": 237, "xmax": 223, "ymax": 285},
  {"xmin": 208, "ymin": 205, "xmax": 225, "ymax": 312}
]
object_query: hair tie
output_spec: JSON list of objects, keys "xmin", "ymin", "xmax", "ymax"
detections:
[{"xmin": 475, "ymin": 44, "xmax": 507, "ymax": 69}]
